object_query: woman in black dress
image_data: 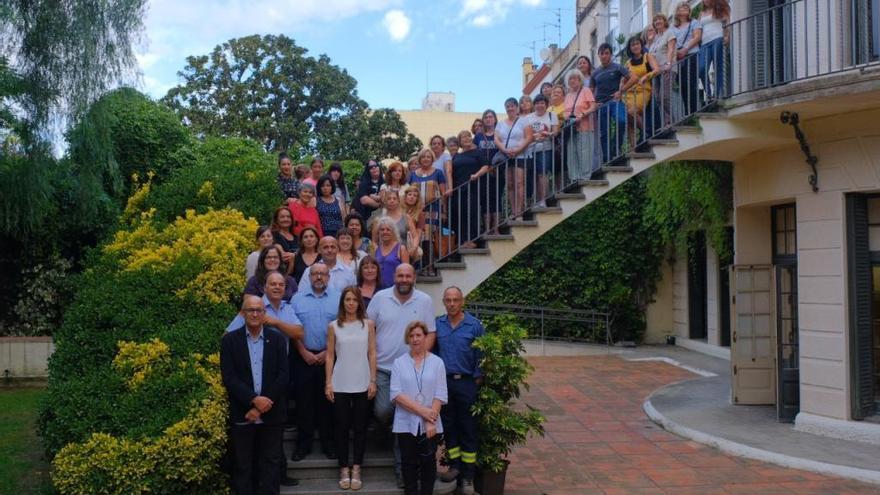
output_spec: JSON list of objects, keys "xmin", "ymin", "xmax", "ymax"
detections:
[
  {"xmin": 449, "ymin": 130, "xmax": 491, "ymax": 249},
  {"xmin": 271, "ymin": 206, "xmax": 298, "ymax": 270},
  {"xmin": 291, "ymin": 226, "xmax": 322, "ymax": 284}
]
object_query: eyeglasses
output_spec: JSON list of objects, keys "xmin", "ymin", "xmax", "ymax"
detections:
[{"xmin": 244, "ymin": 308, "xmax": 265, "ymax": 315}]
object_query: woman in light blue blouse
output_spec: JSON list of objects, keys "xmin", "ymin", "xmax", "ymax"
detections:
[{"xmin": 391, "ymin": 321, "xmax": 448, "ymax": 495}]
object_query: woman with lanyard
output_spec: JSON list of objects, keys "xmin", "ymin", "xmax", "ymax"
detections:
[
  {"xmin": 391, "ymin": 321, "xmax": 447, "ymax": 495},
  {"xmin": 493, "ymin": 97, "xmax": 533, "ymax": 220}
]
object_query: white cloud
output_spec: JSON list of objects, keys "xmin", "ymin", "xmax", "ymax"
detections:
[
  {"xmin": 382, "ymin": 9, "xmax": 411, "ymax": 42},
  {"xmin": 458, "ymin": 0, "xmax": 546, "ymax": 27}
]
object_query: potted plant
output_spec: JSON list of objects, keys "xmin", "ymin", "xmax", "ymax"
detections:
[{"xmin": 472, "ymin": 316, "xmax": 545, "ymax": 495}]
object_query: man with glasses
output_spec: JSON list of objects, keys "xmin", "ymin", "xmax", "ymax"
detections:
[
  {"xmin": 289, "ymin": 263, "xmax": 342, "ymax": 461},
  {"xmin": 221, "ymin": 295, "xmax": 290, "ymax": 494}
]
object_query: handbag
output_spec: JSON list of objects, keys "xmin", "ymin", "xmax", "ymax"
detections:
[
  {"xmin": 432, "ymin": 227, "xmax": 456, "ymax": 259},
  {"xmin": 675, "ymin": 21, "xmax": 693, "ymax": 60},
  {"xmin": 491, "ymin": 117, "xmax": 519, "ymax": 166}
]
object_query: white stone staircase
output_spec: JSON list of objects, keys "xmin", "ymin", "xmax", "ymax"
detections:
[{"xmin": 419, "ymin": 113, "xmax": 793, "ymax": 313}]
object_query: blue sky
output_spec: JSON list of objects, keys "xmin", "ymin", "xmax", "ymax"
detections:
[{"xmin": 136, "ymin": 0, "xmax": 575, "ymax": 113}]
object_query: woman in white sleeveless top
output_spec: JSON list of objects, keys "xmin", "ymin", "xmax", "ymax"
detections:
[
  {"xmin": 699, "ymin": 0, "xmax": 730, "ymax": 99},
  {"xmin": 325, "ymin": 286, "xmax": 377, "ymax": 490}
]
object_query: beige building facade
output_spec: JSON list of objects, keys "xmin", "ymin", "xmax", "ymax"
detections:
[{"xmin": 635, "ymin": 0, "xmax": 880, "ymax": 441}]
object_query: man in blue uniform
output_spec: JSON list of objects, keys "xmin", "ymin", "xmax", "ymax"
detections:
[{"xmin": 434, "ymin": 286, "xmax": 484, "ymax": 495}]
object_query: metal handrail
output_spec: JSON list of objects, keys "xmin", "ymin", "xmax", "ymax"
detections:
[
  {"xmin": 408, "ymin": 0, "xmax": 877, "ymax": 277},
  {"xmin": 465, "ymin": 302, "xmax": 613, "ymax": 350}
]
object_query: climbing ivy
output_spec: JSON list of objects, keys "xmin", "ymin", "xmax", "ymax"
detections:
[
  {"xmin": 472, "ymin": 161, "xmax": 732, "ymax": 342},
  {"xmin": 643, "ymin": 161, "xmax": 732, "ymax": 261}
]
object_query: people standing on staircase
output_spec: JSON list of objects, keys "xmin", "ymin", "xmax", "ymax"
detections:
[
  {"xmin": 593, "ymin": 43, "xmax": 638, "ymax": 163},
  {"xmin": 289, "ymin": 263, "xmax": 342, "ymax": 462},
  {"xmin": 644, "ymin": 13, "xmax": 679, "ymax": 137},
  {"xmin": 299, "ymin": 237, "xmax": 356, "ymax": 293},
  {"xmin": 563, "ymin": 69, "xmax": 599, "ymax": 182},
  {"xmin": 434, "ymin": 286, "xmax": 484, "ymax": 495},
  {"xmin": 391, "ymin": 321, "xmax": 447, "ymax": 495},
  {"xmin": 672, "ymin": 1, "xmax": 702, "ymax": 116},
  {"xmin": 221, "ymin": 295, "xmax": 290, "ymax": 495},
  {"xmin": 367, "ymin": 263, "xmax": 436, "ymax": 488},
  {"xmin": 474, "ymin": 110, "xmax": 502, "ymax": 234},
  {"xmin": 325, "ymin": 286, "xmax": 377, "ymax": 491},
  {"xmin": 494, "ymin": 97, "xmax": 533, "ymax": 219}
]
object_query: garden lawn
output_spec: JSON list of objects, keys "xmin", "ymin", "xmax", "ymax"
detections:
[{"xmin": 0, "ymin": 388, "xmax": 51, "ymax": 495}]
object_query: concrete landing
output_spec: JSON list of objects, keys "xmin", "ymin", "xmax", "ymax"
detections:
[{"xmin": 639, "ymin": 347, "xmax": 880, "ymax": 485}]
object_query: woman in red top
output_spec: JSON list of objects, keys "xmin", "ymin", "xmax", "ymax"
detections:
[{"xmin": 289, "ymin": 182, "xmax": 324, "ymax": 238}]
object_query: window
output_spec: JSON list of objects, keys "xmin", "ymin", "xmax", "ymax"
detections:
[{"xmin": 772, "ymin": 203, "xmax": 797, "ymax": 260}]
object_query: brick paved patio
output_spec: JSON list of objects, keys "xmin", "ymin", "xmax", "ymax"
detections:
[{"xmin": 503, "ymin": 356, "xmax": 880, "ymax": 495}]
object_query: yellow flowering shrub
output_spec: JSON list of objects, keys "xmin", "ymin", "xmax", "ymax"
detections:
[
  {"xmin": 105, "ymin": 208, "xmax": 257, "ymax": 304},
  {"xmin": 53, "ymin": 348, "xmax": 230, "ymax": 495},
  {"xmin": 122, "ymin": 172, "xmax": 154, "ymax": 223},
  {"xmin": 197, "ymin": 180, "xmax": 216, "ymax": 202},
  {"xmin": 113, "ymin": 338, "xmax": 171, "ymax": 388}
]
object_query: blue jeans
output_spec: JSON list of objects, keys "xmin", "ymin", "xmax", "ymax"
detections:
[
  {"xmin": 700, "ymin": 38, "xmax": 727, "ymax": 99},
  {"xmin": 598, "ymin": 101, "xmax": 627, "ymax": 163}
]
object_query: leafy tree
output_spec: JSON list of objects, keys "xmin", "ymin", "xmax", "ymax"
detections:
[
  {"xmin": 319, "ymin": 108, "xmax": 423, "ymax": 162},
  {"xmin": 67, "ymin": 87, "xmax": 192, "ymax": 197},
  {"xmin": 162, "ymin": 34, "xmax": 420, "ymax": 159}
]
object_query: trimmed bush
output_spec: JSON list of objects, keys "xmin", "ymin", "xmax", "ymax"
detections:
[{"xmin": 40, "ymin": 208, "xmax": 256, "ymax": 492}]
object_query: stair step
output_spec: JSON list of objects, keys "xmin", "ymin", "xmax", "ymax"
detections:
[
  {"xmin": 601, "ymin": 166, "xmax": 634, "ymax": 173},
  {"xmin": 459, "ymin": 248, "xmax": 490, "ymax": 256},
  {"xmin": 672, "ymin": 125, "xmax": 700, "ymax": 134},
  {"xmin": 483, "ymin": 234, "xmax": 514, "ymax": 241},
  {"xmin": 506, "ymin": 219, "xmax": 538, "ymax": 227},
  {"xmin": 647, "ymin": 138, "xmax": 679, "ymax": 146},
  {"xmin": 530, "ymin": 205, "xmax": 563, "ymax": 214},
  {"xmin": 281, "ymin": 476, "xmax": 457, "ymax": 495},
  {"xmin": 695, "ymin": 110, "xmax": 727, "ymax": 119},
  {"xmin": 626, "ymin": 152, "xmax": 656, "ymax": 160},
  {"xmin": 548, "ymin": 192, "xmax": 586, "ymax": 201},
  {"xmin": 435, "ymin": 262, "xmax": 466, "ymax": 270},
  {"xmin": 578, "ymin": 179, "xmax": 609, "ymax": 187},
  {"xmin": 417, "ymin": 274, "xmax": 442, "ymax": 284}
]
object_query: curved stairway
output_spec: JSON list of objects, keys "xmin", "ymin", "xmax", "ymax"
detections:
[{"xmin": 418, "ymin": 112, "xmax": 793, "ymax": 313}]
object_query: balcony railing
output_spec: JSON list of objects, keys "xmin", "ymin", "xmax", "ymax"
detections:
[
  {"xmin": 727, "ymin": 0, "xmax": 880, "ymax": 96},
  {"xmin": 403, "ymin": 0, "xmax": 878, "ymax": 279}
]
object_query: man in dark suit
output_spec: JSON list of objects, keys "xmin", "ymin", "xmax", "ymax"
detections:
[{"xmin": 221, "ymin": 295, "xmax": 290, "ymax": 495}]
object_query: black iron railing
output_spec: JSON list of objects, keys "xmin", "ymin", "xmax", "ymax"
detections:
[
  {"xmin": 403, "ymin": 0, "xmax": 879, "ymax": 274},
  {"xmin": 465, "ymin": 302, "xmax": 613, "ymax": 348}
]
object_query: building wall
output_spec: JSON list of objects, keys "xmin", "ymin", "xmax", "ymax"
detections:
[
  {"xmin": 673, "ymin": 254, "xmax": 689, "ymax": 338},
  {"xmin": 396, "ymin": 110, "xmax": 484, "ymax": 151},
  {"xmin": 733, "ymin": 106, "xmax": 880, "ymax": 421},
  {"xmin": 645, "ymin": 259, "xmax": 675, "ymax": 343}
]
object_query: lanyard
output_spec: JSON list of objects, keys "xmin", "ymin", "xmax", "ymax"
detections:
[{"xmin": 413, "ymin": 356, "xmax": 426, "ymax": 403}]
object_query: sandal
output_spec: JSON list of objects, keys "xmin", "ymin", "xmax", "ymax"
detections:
[
  {"xmin": 350, "ymin": 465, "xmax": 362, "ymax": 491},
  {"xmin": 339, "ymin": 467, "xmax": 351, "ymax": 490}
]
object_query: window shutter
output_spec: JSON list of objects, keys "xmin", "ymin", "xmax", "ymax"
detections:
[{"xmin": 847, "ymin": 195, "xmax": 876, "ymax": 420}]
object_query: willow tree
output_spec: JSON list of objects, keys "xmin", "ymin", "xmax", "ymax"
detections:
[{"xmin": 0, "ymin": 0, "xmax": 147, "ymax": 237}]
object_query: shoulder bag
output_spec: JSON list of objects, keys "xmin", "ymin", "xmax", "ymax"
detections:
[{"xmin": 491, "ymin": 117, "xmax": 519, "ymax": 167}]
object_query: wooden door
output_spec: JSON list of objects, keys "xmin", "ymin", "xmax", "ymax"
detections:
[{"xmin": 731, "ymin": 264, "xmax": 776, "ymax": 405}]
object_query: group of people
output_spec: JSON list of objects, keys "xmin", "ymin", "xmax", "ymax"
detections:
[
  {"xmin": 224, "ymin": 225, "xmax": 485, "ymax": 495},
  {"xmin": 256, "ymin": 1, "xmax": 730, "ymax": 268}
]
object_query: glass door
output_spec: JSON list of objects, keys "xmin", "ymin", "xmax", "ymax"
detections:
[{"xmin": 776, "ymin": 264, "xmax": 799, "ymax": 422}]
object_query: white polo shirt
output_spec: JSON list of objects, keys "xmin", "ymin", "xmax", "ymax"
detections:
[
  {"xmin": 367, "ymin": 287, "xmax": 436, "ymax": 372},
  {"xmin": 300, "ymin": 261, "xmax": 357, "ymax": 293}
]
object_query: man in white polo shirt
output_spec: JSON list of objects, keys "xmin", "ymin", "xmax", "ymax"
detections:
[
  {"xmin": 300, "ymin": 236, "xmax": 356, "ymax": 292},
  {"xmin": 366, "ymin": 263, "xmax": 435, "ymax": 487}
]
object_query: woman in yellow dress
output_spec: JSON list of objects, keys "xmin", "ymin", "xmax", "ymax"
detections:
[{"xmin": 623, "ymin": 35, "xmax": 653, "ymax": 150}]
